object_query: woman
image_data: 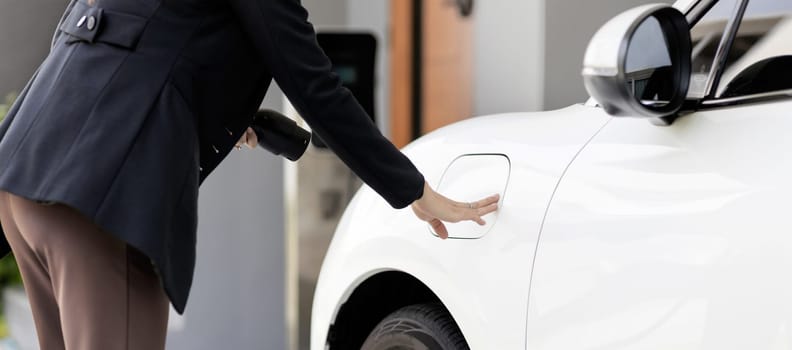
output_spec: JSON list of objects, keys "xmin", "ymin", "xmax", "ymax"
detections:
[{"xmin": 0, "ymin": 0, "xmax": 499, "ymax": 348}]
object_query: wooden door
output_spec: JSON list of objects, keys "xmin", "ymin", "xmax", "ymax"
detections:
[{"xmin": 390, "ymin": 0, "xmax": 474, "ymax": 148}]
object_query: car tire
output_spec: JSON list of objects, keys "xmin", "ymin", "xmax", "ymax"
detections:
[{"xmin": 360, "ymin": 303, "xmax": 470, "ymax": 350}]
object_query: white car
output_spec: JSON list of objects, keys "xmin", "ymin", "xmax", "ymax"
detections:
[{"xmin": 312, "ymin": 0, "xmax": 792, "ymax": 349}]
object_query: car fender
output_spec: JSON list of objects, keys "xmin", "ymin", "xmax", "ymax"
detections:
[{"xmin": 312, "ymin": 104, "xmax": 612, "ymax": 349}]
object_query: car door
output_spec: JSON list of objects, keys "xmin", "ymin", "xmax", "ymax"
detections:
[
  {"xmin": 527, "ymin": 98, "xmax": 792, "ymax": 349},
  {"xmin": 526, "ymin": 0, "xmax": 792, "ymax": 348}
]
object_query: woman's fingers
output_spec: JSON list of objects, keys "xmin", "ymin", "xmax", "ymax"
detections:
[
  {"xmin": 456, "ymin": 196, "xmax": 499, "ymax": 226},
  {"xmin": 430, "ymin": 219, "xmax": 449, "ymax": 239},
  {"xmin": 453, "ymin": 194, "xmax": 500, "ymax": 224},
  {"xmin": 409, "ymin": 182, "xmax": 502, "ymax": 239},
  {"xmin": 452, "ymin": 193, "xmax": 500, "ymax": 209},
  {"xmin": 416, "ymin": 208, "xmax": 450, "ymax": 239},
  {"xmin": 477, "ymin": 201, "xmax": 499, "ymax": 217},
  {"xmin": 235, "ymin": 127, "xmax": 258, "ymax": 149},
  {"xmin": 245, "ymin": 127, "xmax": 258, "ymax": 148},
  {"xmin": 475, "ymin": 194, "xmax": 500, "ymax": 209}
]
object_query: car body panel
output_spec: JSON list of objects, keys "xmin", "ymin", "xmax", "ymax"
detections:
[
  {"xmin": 311, "ymin": 105, "xmax": 610, "ymax": 349},
  {"xmin": 526, "ymin": 98, "xmax": 792, "ymax": 349}
]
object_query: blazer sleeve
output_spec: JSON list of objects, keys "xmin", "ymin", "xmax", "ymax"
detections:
[{"xmin": 228, "ymin": 0, "xmax": 425, "ymax": 209}]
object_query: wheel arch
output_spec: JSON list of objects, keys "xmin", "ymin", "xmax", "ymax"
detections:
[{"xmin": 326, "ymin": 270, "xmax": 461, "ymax": 349}]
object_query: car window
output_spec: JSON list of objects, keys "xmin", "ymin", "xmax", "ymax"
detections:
[{"xmin": 688, "ymin": 0, "xmax": 792, "ymax": 99}]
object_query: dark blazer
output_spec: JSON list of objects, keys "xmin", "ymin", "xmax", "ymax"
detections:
[{"xmin": 0, "ymin": 0, "xmax": 425, "ymax": 313}]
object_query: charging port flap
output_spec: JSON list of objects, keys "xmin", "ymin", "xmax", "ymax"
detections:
[{"xmin": 434, "ymin": 154, "xmax": 510, "ymax": 239}]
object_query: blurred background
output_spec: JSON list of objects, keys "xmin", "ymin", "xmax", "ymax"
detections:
[{"xmin": 0, "ymin": 0, "xmax": 668, "ymax": 349}]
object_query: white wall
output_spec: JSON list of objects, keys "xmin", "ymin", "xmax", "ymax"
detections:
[
  {"xmin": 473, "ymin": 0, "xmax": 546, "ymax": 115},
  {"xmin": 303, "ymin": 1, "xmax": 348, "ymax": 27},
  {"xmin": 474, "ymin": 0, "xmax": 677, "ymax": 114},
  {"xmin": 543, "ymin": 0, "xmax": 673, "ymax": 110}
]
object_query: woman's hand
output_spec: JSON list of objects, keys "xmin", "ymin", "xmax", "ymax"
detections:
[
  {"xmin": 410, "ymin": 182, "xmax": 500, "ymax": 239},
  {"xmin": 235, "ymin": 127, "xmax": 258, "ymax": 149}
]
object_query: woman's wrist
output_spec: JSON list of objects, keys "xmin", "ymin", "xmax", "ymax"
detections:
[{"xmin": 411, "ymin": 181, "xmax": 430, "ymax": 207}]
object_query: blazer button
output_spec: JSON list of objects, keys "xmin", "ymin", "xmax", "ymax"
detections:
[
  {"xmin": 87, "ymin": 16, "xmax": 97, "ymax": 31},
  {"xmin": 77, "ymin": 15, "xmax": 87, "ymax": 27},
  {"xmin": 212, "ymin": 145, "xmax": 219, "ymax": 154}
]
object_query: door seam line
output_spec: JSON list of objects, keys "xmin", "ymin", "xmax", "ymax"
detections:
[{"xmin": 522, "ymin": 116, "xmax": 613, "ymax": 349}]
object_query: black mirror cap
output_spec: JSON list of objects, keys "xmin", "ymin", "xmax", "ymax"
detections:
[
  {"xmin": 582, "ymin": 5, "xmax": 692, "ymax": 119},
  {"xmin": 250, "ymin": 109, "xmax": 311, "ymax": 162}
]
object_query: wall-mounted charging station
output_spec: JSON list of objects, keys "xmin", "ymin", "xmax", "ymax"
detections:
[{"xmin": 311, "ymin": 33, "xmax": 378, "ymax": 148}]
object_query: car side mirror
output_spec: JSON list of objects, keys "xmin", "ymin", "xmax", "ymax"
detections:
[{"xmin": 582, "ymin": 4, "xmax": 691, "ymax": 122}]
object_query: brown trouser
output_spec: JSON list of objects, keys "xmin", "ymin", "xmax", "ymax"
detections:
[{"xmin": 0, "ymin": 190, "xmax": 169, "ymax": 349}]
